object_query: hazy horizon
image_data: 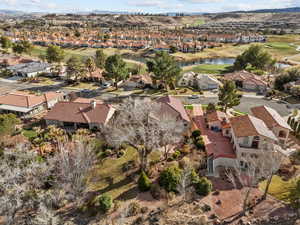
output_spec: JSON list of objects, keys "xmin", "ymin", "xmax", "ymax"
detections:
[{"xmin": 0, "ymin": 0, "xmax": 299, "ymax": 14}]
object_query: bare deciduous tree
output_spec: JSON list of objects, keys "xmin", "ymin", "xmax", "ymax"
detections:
[
  {"xmin": 104, "ymin": 98, "xmax": 186, "ymax": 171},
  {"xmin": 0, "ymin": 141, "xmax": 96, "ymax": 225},
  {"xmin": 225, "ymin": 143, "xmax": 284, "ymax": 214},
  {"xmin": 51, "ymin": 141, "xmax": 96, "ymax": 204},
  {"xmin": 254, "ymin": 143, "xmax": 284, "ymax": 200},
  {"xmin": 225, "ymin": 154, "xmax": 261, "ymax": 214}
]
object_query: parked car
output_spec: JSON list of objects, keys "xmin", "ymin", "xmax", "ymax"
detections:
[
  {"xmin": 102, "ymin": 82, "xmax": 111, "ymax": 88},
  {"xmin": 188, "ymin": 95, "xmax": 199, "ymax": 99},
  {"xmin": 81, "ymin": 89, "xmax": 91, "ymax": 93}
]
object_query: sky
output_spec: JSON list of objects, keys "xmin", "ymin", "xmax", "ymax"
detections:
[{"xmin": 0, "ymin": 0, "xmax": 300, "ymax": 13}]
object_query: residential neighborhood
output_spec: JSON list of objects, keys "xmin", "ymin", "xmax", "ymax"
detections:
[{"xmin": 0, "ymin": 3, "xmax": 299, "ymax": 225}]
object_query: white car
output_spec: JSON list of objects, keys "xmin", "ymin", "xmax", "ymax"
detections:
[
  {"xmin": 188, "ymin": 95, "xmax": 199, "ymax": 99},
  {"xmin": 102, "ymin": 82, "xmax": 111, "ymax": 88}
]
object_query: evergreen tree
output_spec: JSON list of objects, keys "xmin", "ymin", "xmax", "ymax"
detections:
[
  {"xmin": 46, "ymin": 45, "xmax": 65, "ymax": 64},
  {"xmin": 105, "ymin": 54, "xmax": 128, "ymax": 89},
  {"xmin": 234, "ymin": 45, "xmax": 275, "ymax": 71},
  {"xmin": 138, "ymin": 171, "xmax": 151, "ymax": 192},
  {"xmin": 218, "ymin": 81, "xmax": 242, "ymax": 112},
  {"xmin": 95, "ymin": 49, "xmax": 107, "ymax": 69},
  {"xmin": 147, "ymin": 51, "xmax": 181, "ymax": 90}
]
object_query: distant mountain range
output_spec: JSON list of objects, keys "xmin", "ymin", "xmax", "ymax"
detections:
[
  {"xmin": 0, "ymin": 7, "xmax": 300, "ymax": 16},
  {"xmin": 230, "ymin": 7, "xmax": 300, "ymax": 14}
]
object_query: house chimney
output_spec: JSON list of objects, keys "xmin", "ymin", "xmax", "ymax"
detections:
[{"xmin": 91, "ymin": 100, "xmax": 97, "ymax": 109}]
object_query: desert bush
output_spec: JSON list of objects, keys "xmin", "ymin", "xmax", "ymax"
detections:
[
  {"xmin": 195, "ymin": 137, "xmax": 205, "ymax": 150},
  {"xmin": 191, "ymin": 130, "xmax": 201, "ymax": 139},
  {"xmin": 159, "ymin": 165, "xmax": 182, "ymax": 192},
  {"xmin": 172, "ymin": 150, "xmax": 181, "ymax": 160},
  {"xmin": 138, "ymin": 171, "xmax": 151, "ymax": 192},
  {"xmin": 127, "ymin": 201, "xmax": 141, "ymax": 217},
  {"xmin": 179, "ymin": 157, "xmax": 191, "ymax": 169},
  {"xmin": 193, "ymin": 177, "xmax": 212, "ymax": 196},
  {"xmin": 179, "ymin": 144, "xmax": 191, "ymax": 154},
  {"xmin": 98, "ymin": 194, "xmax": 112, "ymax": 213}
]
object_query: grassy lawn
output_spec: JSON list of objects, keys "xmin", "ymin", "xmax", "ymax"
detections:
[
  {"xmin": 65, "ymin": 82, "xmax": 99, "ymax": 90},
  {"xmin": 141, "ymin": 87, "xmax": 202, "ymax": 96},
  {"xmin": 185, "ymin": 105, "xmax": 194, "ymax": 110},
  {"xmin": 88, "ymin": 147, "xmax": 139, "ymax": 200},
  {"xmin": 259, "ymin": 175, "xmax": 299, "ymax": 203},
  {"xmin": 31, "ymin": 45, "xmax": 141, "ymax": 63},
  {"xmin": 182, "ymin": 64, "xmax": 231, "ymax": 74},
  {"xmin": 22, "ymin": 129, "xmax": 38, "ymax": 139},
  {"xmin": 88, "ymin": 147, "xmax": 163, "ymax": 201}
]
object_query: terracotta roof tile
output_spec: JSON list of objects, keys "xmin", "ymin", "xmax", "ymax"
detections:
[
  {"xmin": 0, "ymin": 91, "xmax": 63, "ymax": 108},
  {"xmin": 251, "ymin": 106, "xmax": 291, "ymax": 130},
  {"xmin": 229, "ymin": 115, "xmax": 277, "ymax": 140},
  {"xmin": 157, "ymin": 96, "xmax": 190, "ymax": 122},
  {"xmin": 44, "ymin": 101, "xmax": 114, "ymax": 125}
]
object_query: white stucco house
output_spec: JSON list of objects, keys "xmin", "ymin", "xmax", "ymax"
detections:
[
  {"xmin": 178, "ymin": 72, "xmax": 221, "ymax": 90},
  {"xmin": 7, "ymin": 61, "xmax": 52, "ymax": 78}
]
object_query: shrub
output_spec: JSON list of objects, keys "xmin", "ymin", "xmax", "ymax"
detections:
[
  {"xmin": 179, "ymin": 144, "xmax": 190, "ymax": 154},
  {"xmin": 159, "ymin": 165, "xmax": 182, "ymax": 192},
  {"xmin": 104, "ymin": 149, "xmax": 112, "ymax": 157},
  {"xmin": 128, "ymin": 201, "xmax": 141, "ymax": 216},
  {"xmin": 195, "ymin": 138, "xmax": 205, "ymax": 150},
  {"xmin": 191, "ymin": 130, "xmax": 201, "ymax": 139},
  {"xmin": 172, "ymin": 150, "xmax": 181, "ymax": 160},
  {"xmin": 98, "ymin": 194, "xmax": 112, "ymax": 213},
  {"xmin": 290, "ymin": 179, "xmax": 300, "ymax": 209},
  {"xmin": 138, "ymin": 171, "xmax": 151, "ymax": 192},
  {"xmin": 193, "ymin": 177, "xmax": 212, "ymax": 196}
]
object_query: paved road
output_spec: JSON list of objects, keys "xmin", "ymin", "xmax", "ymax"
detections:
[
  {"xmin": 178, "ymin": 96, "xmax": 292, "ymax": 116},
  {"xmin": 0, "ymin": 80, "xmax": 292, "ymax": 116}
]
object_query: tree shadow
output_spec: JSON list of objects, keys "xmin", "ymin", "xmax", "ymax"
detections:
[{"xmin": 116, "ymin": 186, "xmax": 139, "ymax": 201}]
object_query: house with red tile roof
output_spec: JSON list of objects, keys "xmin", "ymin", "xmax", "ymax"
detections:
[
  {"xmin": 206, "ymin": 111, "xmax": 228, "ymax": 131},
  {"xmin": 251, "ymin": 105, "xmax": 291, "ymax": 146},
  {"xmin": 0, "ymin": 91, "xmax": 64, "ymax": 117},
  {"xmin": 44, "ymin": 99, "xmax": 115, "ymax": 130},
  {"xmin": 157, "ymin": 95, "xmax": 191, "ymax": 126},
  {"xmin": 223, "ymin": 70, "xmax": 268, "ymax": 93},
  {"xmin": 193, "ymin": 105, "xmax": 287, "ymax": 175},
  {"xmin": 228, "ymin": 114, "xmax": 282, "ymax": 169}
]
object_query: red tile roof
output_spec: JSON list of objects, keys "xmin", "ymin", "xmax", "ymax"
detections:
[
  {"xmin": 224, "ymin": 70, "xmax": 267, "ymax": 87},
  {"xmin": 157, "ymin": 96, "xmax": 190, "ymax": 122},
  {"xmin": 192, "ymin": 106, "xmax": 236, "ymax": 159},
  {"xmin": 206, "ymin": 111, "xmax": 227, "ymax": 123},
  {"xmin": 251, "ymin": 106, "xmax": 291, "ymax": 130},
  {"xmin": 0, "ymin": 91, "xmax": 63, "ymax": 108},
  {"xmin": 44, "ymin": 101, "xmax": 114, "ymax": 125},
  {"xmin": 229, "ymin": 115, "xmax": 277, "ymax": 140}
]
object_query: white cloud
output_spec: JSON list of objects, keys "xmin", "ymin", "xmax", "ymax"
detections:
[{"xmin": 0, "ymin": 0, "xmax": 57, "ymax": 10}]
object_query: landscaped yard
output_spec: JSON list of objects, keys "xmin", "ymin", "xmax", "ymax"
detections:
[
  {"xmin": 88, "ymin": 146, "xmax": 164, "ymax": 201},
  {"xmin": 182, "ymin": 64, "xmax": 231, "ymax": 74},
  {"xmin": 22, "ymin": 129, "xmax": 38, "ymax": 139},
  {"xmin": 259, "ymin": 175, "xmax": 299, "ymax": 203},
  {"xmin": 65, "ymin": 82, "xmax": 100, "ymax": 90}
]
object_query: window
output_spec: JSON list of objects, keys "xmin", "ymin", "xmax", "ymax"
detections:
[
  {"xmin": 243, "ymin": 137, "xmax": 250, "ymax": 146},
  {"xmin": 240, "ymin": 161, "xmax": 244, "ymax": 167},
  {"xmin": 278, "ymin": 130, "xmax": 287, "ymax": 138}
]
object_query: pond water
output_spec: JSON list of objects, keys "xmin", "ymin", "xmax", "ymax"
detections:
[{"xmin": 124, "ymin": 55, "xmax": 291, "ymax": 69}]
